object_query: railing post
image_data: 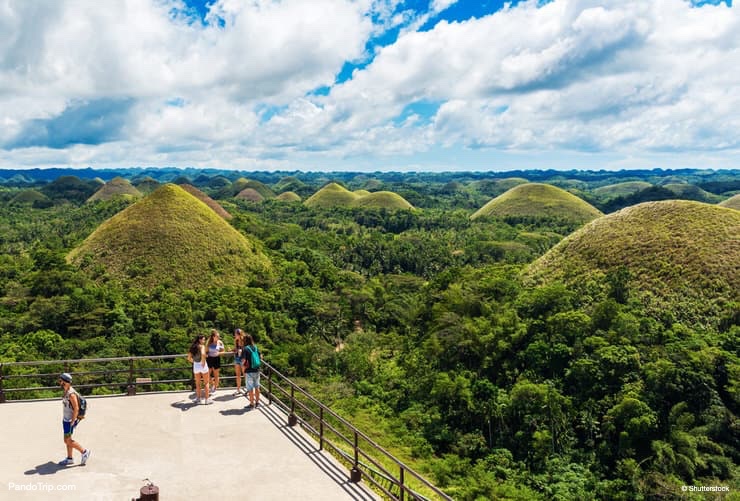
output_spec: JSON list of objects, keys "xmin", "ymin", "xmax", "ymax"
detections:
[
  {"xmin": 319, "ymin": 407, "xmax": 324, "ymax": 451},
  {"xmin": 0, "ymin": 363, "xmax": 5, "ymax": 403},
  {"xmin": 127, "ymin": 358, "xmax": 136, "ymax": 396},
  {"xmin": 288, "ymin": 385, "xmax": 298, "ymax": 426},
  {"xmin": 267, "ymin": 366, "xmax": 272, "ymax": 405},
  {"xmin": 399, "ymin": 467, "xmax": 405, "ymax": 501},
  {"xmin": 350, "ymin": 431, "xmax": 361, "ymax": 483}
]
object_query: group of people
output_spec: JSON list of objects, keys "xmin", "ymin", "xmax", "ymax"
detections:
[{"xmin": 187, "ymin": 328, "xmax": 262, "ymax": 408}]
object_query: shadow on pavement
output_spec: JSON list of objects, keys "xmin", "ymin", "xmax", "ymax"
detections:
[{"xmin": 24, "ymin": 461, "xmax": 68, "ymax": 476}]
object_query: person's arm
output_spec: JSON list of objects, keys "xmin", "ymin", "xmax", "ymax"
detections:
[
  {"xmin": 218, "ymin": 340, "xmax": 225, "ymax": 355},
  {"xmin": 70, "ymin": 392, "xmax": 79, "ymax": 425}
]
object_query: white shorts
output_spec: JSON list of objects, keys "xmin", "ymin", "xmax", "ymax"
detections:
[{"xmin": 193, "ymin": 361, "xmax": 209, "ymax": 374}]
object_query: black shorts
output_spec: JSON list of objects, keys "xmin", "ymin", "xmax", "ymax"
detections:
[{"xmin": 206, "ymin": 356, "xmax": 221, "ymax": 370}]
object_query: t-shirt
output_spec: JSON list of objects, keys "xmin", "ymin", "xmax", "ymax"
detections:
[
  {"xmin": 62, "ymin": 387, "xmax": 79, "ymax": 422},
  {"xmin": 207, "ymin": 340, "xmax": 224, "ymax": 357}
]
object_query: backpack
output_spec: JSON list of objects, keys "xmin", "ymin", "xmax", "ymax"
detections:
[
  {"xmin": 76, "ymin": 392, "xmax": 87, "ymax": 420},
  {"xmin": 246, "ymin": 345, "xmax": 261, "ymax": 370}
]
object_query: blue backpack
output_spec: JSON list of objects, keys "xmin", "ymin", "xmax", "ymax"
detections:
[{"xmin": 246, "ymin": 345, "xmax": 261, "ymax": 370}]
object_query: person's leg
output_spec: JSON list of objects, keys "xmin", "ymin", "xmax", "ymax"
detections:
[
  {"xmin": 194, "ymin": 370, "xmax": 202, "ymax": 400},
  {"xmin": 213, "ymin": 368, "xmax": 220, "ymax": 390},
  {"xmin": 254, "ymin": 373, "xmax": 261, "ymax": 406},
  {"xmin": 234, "ymin": 364, "xmax": 242, "ymax": 393}
]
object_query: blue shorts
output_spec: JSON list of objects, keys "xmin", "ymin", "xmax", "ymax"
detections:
[
  {"xmin": 246, "ymin": 372, "xmax": 260, "ymax": 392},
  {"xmin": 62, "ymin": 420, "xmax": 77, "ymax": 437},
  {"xmin": 234, "ymin": 356, "xmax": 243, "ymax": 365}
]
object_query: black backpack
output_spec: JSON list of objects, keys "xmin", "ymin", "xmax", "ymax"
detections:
[{"xmin": 76, "ymin": 392, "xmax": 87, "ymax": 420}]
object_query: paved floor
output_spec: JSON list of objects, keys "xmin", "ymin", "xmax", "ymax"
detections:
[{"xmin": 0, "ymin": 390, "xmax": 378, "ymax": 501}]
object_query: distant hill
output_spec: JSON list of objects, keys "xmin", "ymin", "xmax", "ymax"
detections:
[
  {"xmin": 304, "ymin": 183, "xmax": 359, "ymax": 208},
  {"xmin": 719, "ymin": 194, "xmax": 740, "ymax": 210},
  {"xmin": 304, "ymin": 183, "xmax": 413, "ymax": 210},
  {"xmin": 593, "ymin": 181, "xmax": 652, "ymax": 200},
  {"xmin": 179, "ymin": 184, "xmax": 232, "ymax": 220},
  {"xmin": 350, "ymin": 191, "xmax": 414, "ymax": 210},
  {"xmin": 67, "ymin": 184, "xmax": 271, "ymax": 290},
  {"xmin": 470, "ymin": 183, "xmax": 603, "ymax": 224},
  {"xmin": 40, "ymin": 176, "xmax": 101, "ymax": 204},
  {"xmin": 236, "ymin": 188, "xmax": 265, "ymax": 202},
  {"xmin": 10, "ymin": 189, "xmax": 50, "ymax": 206},
  {"xmin": 132, "ymin": 176, "xmax": 160, "ymax": 194},
  {"xmin": 662, "ymin": 183, "xmax": 723, "ymax": 203},
  {"xmin": 524, "ymin": 200, "xmax": 740, "ymax": 328},
  {"xmin": 87, "ymin": 177, "xmax": 142, "ymax": 202},
  {"xmin": 275, "ymin": 191, "xmax": 301, "ymax": 202}
]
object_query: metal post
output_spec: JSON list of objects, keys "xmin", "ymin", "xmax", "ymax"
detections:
[
  {"xmin": 399, "ymin": 467, "xmax": 405, "ymax": 501},
  {"xmin": 350, "ymin": 431, "xmax": 361, "ymax": 483},
  {"xmin": 127, "ymin": 358, "xmax": 136, "ymax": 396},
  {"xmin": 319, "ymin": 407, "xmax": 324, "ymax": 451},
  {"xmin": 267, "ymin": 367, "xmax": 272, "ymax": 405},
  {"xmin": 288, "ymin": 385, "xmax": 298, "ymax": 426},
  {"xmin": 0, "ymin": 363, "xmax": 5, "ymax": 403}
]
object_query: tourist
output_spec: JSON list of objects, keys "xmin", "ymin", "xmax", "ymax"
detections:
[
  {"xmin": 187, "ymin": 334, "xmax": 212, "ymax": 405},
  {"xmin": 58, "ymin": 373, "xmax": 90, "ymax": 466},
  {"xmin": 243, "ymin": 334, "xmax": 262, "ymax": 409},
  {"xmin": 233, "ymin": 328, "xmax": 246, "ymax": 395},
  {"xmin": 206, "ymin": 329, "xmax": 225, "ymax": 394}
]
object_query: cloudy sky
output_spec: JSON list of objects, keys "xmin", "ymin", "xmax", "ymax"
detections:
[{"xmin": 0, "ymin": 0, "xmax": 737, "ymax": 172}]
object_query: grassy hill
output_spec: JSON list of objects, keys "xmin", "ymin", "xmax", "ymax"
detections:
[
  {"xmin": 470, "ymin": 183, "xmax": 603, "ymax": 224},
  {"xmin": 132, "ymin": 176, "xmax": 161, "ymax": 194},
  {"xmin": 275, "ymin": 191, "xmax": 301, "ymax": 202},
  {"xmin": 719, "ymin": 193, "xmax": 740, "ymax": 210},
  {"xmin": 67, "ymin": 184, "xmax": 271, "ymax": 290},
  {"xmin": 179, "ymin": 184, "xmax": 232, "ymax": 220},
  {"xmin": 304, "ymin": 183, "xmax": 359, "ymax": 208},
  {"xmin": 593, "ymin": 181, "xmax": 652, "ymax": 200},
  {"xmin": 10, "ymin": 189, "xmax": 49, "ymax": 206},
  {"xmin": 524, "ymin": 200, "xmax": 740, "ymax": 328},
  {"xmin": 87, "ymin": 177, "xmax": 142, "ymax": 202},
  {"xmin": 662, "ymin": 183, "xmax": 723, "ymax": 203},
  {"xmin": 350, "ymin": 191, "xmax": 414, "ymax": 210},
  {"xmin": 236, "ymin": 187, "xmax": 265, "ymax": 202}
]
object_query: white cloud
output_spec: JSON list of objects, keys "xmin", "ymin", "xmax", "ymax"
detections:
[{"xmin": 0, "ymin": 0, "xmax": 738, "ymax": 171}]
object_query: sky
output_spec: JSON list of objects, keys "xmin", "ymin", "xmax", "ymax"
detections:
[{"xmin": 0, "ymin": 0, "xmax": 737, "ymax": 172}]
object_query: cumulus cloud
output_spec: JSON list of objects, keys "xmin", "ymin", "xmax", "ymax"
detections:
[{"xmin": 0, "ymin": 0, "xmax": 738, "ymax": 170}]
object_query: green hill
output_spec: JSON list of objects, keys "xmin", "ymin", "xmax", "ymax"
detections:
[
  {"xmin": 10, "ymin": 189, "xmax": 49, "ymax": 206},
  {"xmin": 663, "ymin": 183, "xmax": 722, "ymax": 203},
  {"xmin": 524, "ymin": 200, "xmax": 740, "ymax": 328},
  {"xmin": 40, "ymin": 176, "xmax": 100, "ymax": 203},
  {"xmin": 87, "ymin": 177, "xmax": 142, "ymax": 202},
  {"xmin": 132, "ymin": 177, "xmax": 161, "ymax": 194},
  {"xmin": 275, "ymin": 191, "xmax": 302, "ymax": 202},
  {"xmin": 67, "ymin": 184, "xmax": 271, "ymax": 290},
  {"xmin": 718, "ymin": 193, "xmax": 740, "ymax": 210},
  {"xmin": 179, "ymin": 184, "xmax": 232, "ymax": 220},
  {"xmin": 350, "ymin": 191, "xmax": 414, "ymax": 210},
  {"xmin": 304, "ymin": 183, "xmax": 359, "ymax": 208},
  {"xmin": 470, "ymin": 183, "xmax": 603, "ymax": 224},
  {"xmin": 593, "ymin": 181, "xmax": 652, "ymax": 200}
]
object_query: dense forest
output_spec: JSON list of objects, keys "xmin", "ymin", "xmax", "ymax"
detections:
[{"xmin": 0, "ymin": 168, "xmax": 738, "ymax": 500}]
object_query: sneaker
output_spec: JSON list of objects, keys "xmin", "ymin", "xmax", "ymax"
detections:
[
  {"xmin": 200, "ymin": 398, "xmax": 206, "ymax": 405},
  {"xmin": 191, "ymin": 396, "xmax": 199, "ymax": 403},
  {"xmin": 204, "ymin": 398, "xmax": 214, "ymax": 405},
  {"xmin": 254, "ymin": 401, "xmax": 260, "ymax": 408},
  {"xmin": 80, "ymin": 449, "xmax": 90, "ymax": 466},
  {"xmin": 58, "ymin": 457, "xmax": 74, "ymax": 466}
]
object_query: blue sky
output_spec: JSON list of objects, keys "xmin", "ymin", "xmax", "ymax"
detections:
[{"xmin": 0, "ymin": 0, "xmax": 737, "ymax": 172}]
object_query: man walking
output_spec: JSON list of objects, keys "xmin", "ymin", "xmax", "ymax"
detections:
[{"xmin": 58, "ymin": 373, "xmax": 90, "ymax": 466}]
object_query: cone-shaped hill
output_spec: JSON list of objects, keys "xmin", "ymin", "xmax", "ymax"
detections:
[
  {"xmin": 719, "ymin": 194, "xmax": 740, "ymax": 210},
  {"xmin": 10, "ymin": 189, "xmax": 49, "ymax": 206},
  {"xmin": 471, "ymin": 183, "xmax": 602, "ymax": 224},
  {"xmin": 305, "ymin": 183, "xmax": 413, "ymax": 210},
  {"xmin": 236, "ymin": 188, "xmax": 264, "ymax": 202},
  {"xmin": 179, "ymin": 184, "xmax": 232, "ymax": 220},
  {"xmin": 133, "ymin": 177, "xmax": 161, "ymax": 194},
  {"xmin": 350, "ymin": 191, "xmax": 414, "ymax": 210},
  {"xmin": 87, "ymin": 177, "xmax": 143, "ymax": 202},
  {"xmin": 304, "ymin": 183, "xmax": 359, "ymax": 208},
  {"xmin": 524, "ymin": 201, "xmax": 740, "ymax": 328},
  {"xmin": 275, "ymin": 191, "xmax": 301, "ymax": 202},
  {"xmin": 68, "ymin": 184, "xmax": 271, "ymax": 290}
]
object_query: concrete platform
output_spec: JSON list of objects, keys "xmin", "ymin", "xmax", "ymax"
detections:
[{"xmin": 1, "ymin": 390, "xmax": 378, "ymax": 501}]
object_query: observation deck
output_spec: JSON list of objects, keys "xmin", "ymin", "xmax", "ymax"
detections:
[{"xmin": 2, "ymin": 391, "xmax": 377, "ymax": 500}]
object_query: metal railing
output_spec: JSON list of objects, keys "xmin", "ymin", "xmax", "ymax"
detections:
[{"xmin": 0, "ymin": 354, "xmax": 451, "ymax": 501}]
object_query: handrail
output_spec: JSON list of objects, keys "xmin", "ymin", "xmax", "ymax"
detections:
[{"xmin": 0, "ymin": 354, "xmax": 451, "ymax": 501}]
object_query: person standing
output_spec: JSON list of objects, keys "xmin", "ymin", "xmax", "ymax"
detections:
[
  {"xmin": 206, "ymin": 329, "xmax": 225, "ymax": 394},
  {"xmin": 188, "ymin": 335, "xmax": 212, "ymax": 405},
  {"xmin": 232, "ymin": 328, "xmax": 246, "ymax": 396},
  {"xmin": 243, "ymin": 334, "xmax": 261, "ymax": 409},
  {"xmin": 58, "ymin": 373, "xmax": 90, "ymax": 466}
]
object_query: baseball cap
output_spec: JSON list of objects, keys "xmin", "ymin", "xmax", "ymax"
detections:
[{"xmin": 59, "ymin": 373, "xmax": 72, "ymax": 383}]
